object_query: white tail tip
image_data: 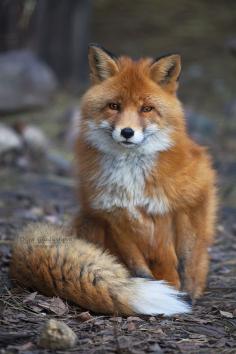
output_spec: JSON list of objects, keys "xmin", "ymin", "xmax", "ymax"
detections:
[{"xmin": 130, "ymin": 279, "xmax": 191, "ymax": 316}]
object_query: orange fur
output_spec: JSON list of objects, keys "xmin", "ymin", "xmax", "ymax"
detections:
[
  {"xmin": 75, "ymin": 45, "xmax": 217, "ymax": 299},
  {"xmin": 11, "ymin": 45, "xmax": 217, "ymax": 315}
]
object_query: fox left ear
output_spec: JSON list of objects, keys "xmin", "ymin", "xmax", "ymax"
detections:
[
  {"xmin": 88, "ymin": 44, "xmax": 119, "ymax": 84},
  {"xmin": 150, "ymin": 54, "xmax": 181, "ymax": 93}
]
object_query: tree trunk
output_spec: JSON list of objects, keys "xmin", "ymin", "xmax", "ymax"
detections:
[
  {"xmin": 0, "ymin": 0, "xmax": 24, "ymax": 52},
  {"xmin": 32, "ymin": 0, "xmax": 92, "ymax": 89}
]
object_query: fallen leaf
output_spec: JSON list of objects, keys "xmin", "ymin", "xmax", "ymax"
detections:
[
  {"xmin": 30, "ymin": 305, "xmax": 44, "ymax": 313},
  {"xmin": 12, "ymin": 341, "xmax": 34, "ymax": 351},
  {"xmin": 23, "ymin": 291, "xmax": 38, "ymax": 303},
  {"xmin": 77, "ymin": 311, "xmax": 93, "ymax": 322},
  {"xmin": 110, "ymin": 317, "xmax": 122, "ymax": 323},
  {"xmin": 220, "ymin": 310, "xmax": 233, "ymax": 318},
  {"xmin": 127, "ymin": 322, "xmax": 136, "ymax": 331},
  {"xmin": 127, "ymin": 316, "xmax": 142, "ymax": 322},
  {"xmin": 140, "ymin": 328, "xmax": 165, "ymax": 336},
  {"xmin": 49, "ymin": 297, "xmax": 68, "ymax": 316},
  {"xmin": 94, "ymin": 319, "xmax": 105, "ymax": 326},
  {"xmin": 149, "ymin": 316, "xmax": 156, "ymax": 322},
  {"xmin": 186, "ymin": 324, "xmax": 226, "ymax": 338},
  {"xmin": 37, "ymin": 297, "xmax": 68, "ymax": 316}
]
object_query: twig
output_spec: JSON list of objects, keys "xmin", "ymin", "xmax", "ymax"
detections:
[{"xmin": 0, "ymin": 240, "xmax": 13, "ymax": 244}]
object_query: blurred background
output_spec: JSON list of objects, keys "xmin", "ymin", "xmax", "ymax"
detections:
[
  {"xmin": 0, "ymin": 0, "xmax": 235, "ymax": 214},
  {"xmin": 1, "ymin": 3, "xmax": 235, "ymax": 351}
]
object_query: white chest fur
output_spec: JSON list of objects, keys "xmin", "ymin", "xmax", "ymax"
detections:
[{"xmin": 90, "ymin": 153, "xmax": 170, "ymax": 217}]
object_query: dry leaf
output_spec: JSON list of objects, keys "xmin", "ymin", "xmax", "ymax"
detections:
[
  {"xmin": 77, "ymin": 311, "xmax": 93, "ymax": 322},
  {"xmin": 127, "ymin": 322, "xmax": 136, "ymax": 331},
  {"xmin": 37, "ymin": 297, "xmax": 68, "ymax": 316},
  {"xmin": 23, "ymin": 291, "xmax": 38, "ymax": 303},
  {"xmin": 49, "ymin": 297, "xmax": 68, "ymax": 316},
  {"xmin": 30, "ymin": 305, "xmax": 44, "ymax": 313},
  {"xmin": 127, "ymin": 316, "xmax": 142, "ymax": 322},
  {"xmin": 220, "ymin": 310, "xmax": 233, "ymax": 318},
  {"xmin": 13, "ymin": 342, "xmax": 34, "ymax": 351},
  {"xmin": 110, "ymin": 317, "xmax": 122, "ymax": 323}
]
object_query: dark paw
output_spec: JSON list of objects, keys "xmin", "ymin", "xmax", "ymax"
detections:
[
  {"xmin": 181, "ymin": 294, "xmax": 193, "ymax": 306},
  {"xmin": 132, "ymin": 269, "xmax": 154, "ymax": 280}
]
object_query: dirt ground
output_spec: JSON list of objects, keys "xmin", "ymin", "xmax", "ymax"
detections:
[
  {"xmin": 0, "ymin": 2, "xmax": 236, "ymax": 351},
  {"xmin": 0, "ymin": 166, "xmax": 235, "ymax": 354}
]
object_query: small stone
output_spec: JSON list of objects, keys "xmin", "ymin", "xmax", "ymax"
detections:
[
  {"xmin": 0, "ymin": 124, "xmax": 22, "ymax": 154},
  {"xmin": 127, "ymin": 321, "xmax": 136, "ymax": 331},
  {"xmin": 38, "ymin": 319, "xmax": 77, "ymax": 350},
  {"xmin": 149, "ymin": 343, "xmax": 163, "ymax": 353},
  {"xmin": 149, "ymin": 316, "xmax": 156, "ymax": 322}
]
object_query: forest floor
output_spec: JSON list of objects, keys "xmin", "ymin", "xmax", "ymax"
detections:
[
  {"xmin": 1, "ymin": 1, "xmax": 236, "ymax": 351},
  {"xmin": 0, "ymin": 164, "xmax": 235, "ymax": 354}
]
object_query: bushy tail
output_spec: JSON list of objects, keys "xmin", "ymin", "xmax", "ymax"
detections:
[{"xmin": 10, "ymin": 223, "xmax": 190, "ymax": 316}]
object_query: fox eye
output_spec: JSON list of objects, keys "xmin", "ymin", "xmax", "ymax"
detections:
[
  {"xmin": 108, "ymin": 102, "xmax": 120, "ymax": 111},
  {"xmin": 141, "ymin": 106, "xmax": 153, "ymax": 113}
]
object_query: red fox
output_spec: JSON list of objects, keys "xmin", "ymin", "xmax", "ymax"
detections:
[{"xmin": 11, "ymin": 44, "xmax": 217, "ymax": 316}]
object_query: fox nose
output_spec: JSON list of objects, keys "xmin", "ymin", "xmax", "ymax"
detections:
[{"xmin": 120, "ymin": 127, "xmax": 134, "ymax": 139}]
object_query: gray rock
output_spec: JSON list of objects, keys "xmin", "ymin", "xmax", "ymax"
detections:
[
  {"xmin": 38, "ymin": 319, "xmax": 77, "ymax": 350},
  {"xmin": 22, "ymin": 125, "xmax": 49, "ymax": 155},
  {"xmin": 0, "ymin": 50, "xmax": 57, "ymax": 112},
  {"xmin": 0, "ymin": 124, "xmax": 22, "ymax": 154}
]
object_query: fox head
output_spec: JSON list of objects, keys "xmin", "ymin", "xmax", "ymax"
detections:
[{"xmin": 80, "ymin": 44, "xmax": 185, "ymax": 155}]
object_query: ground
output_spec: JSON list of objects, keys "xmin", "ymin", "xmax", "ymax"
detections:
[
  {"xmin": 0, "ymin": 166, "xmax": 235, "ymax": 354},
  {"xmin": 0, "ymin": 2, "xmax": 236, "ymax": 352}
]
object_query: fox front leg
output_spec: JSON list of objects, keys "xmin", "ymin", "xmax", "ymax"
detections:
[
  {"xmin": 106, "ymin": 226, "xmax": 154, "ymax": 280},
  {"xmin": 175, "ymin": 198, "xmax": 215, "ymax": 301}
]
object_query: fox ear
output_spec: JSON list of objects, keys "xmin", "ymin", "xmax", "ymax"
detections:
[
  {"xmin": 88, "ymin": 44, "xmax": 119, "ymax": 84},
  {"xmin": 150, "ymin": 54, "xmax": 181, "ymax": 93}
]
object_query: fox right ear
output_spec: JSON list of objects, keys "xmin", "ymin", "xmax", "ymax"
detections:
[
  {"xmin": 150, "ymin": 54, "xmax": 181, "ymax": 93},
  {"xmin": 88, "ymin": 44, "xmax": 119, "ymax": 84}
]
